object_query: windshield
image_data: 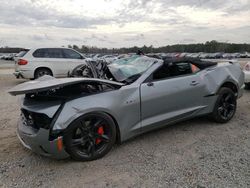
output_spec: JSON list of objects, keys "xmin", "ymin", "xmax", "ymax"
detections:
[{"xmin": 108, "ymin": 55, "xmax": 157, "ymax": 82}]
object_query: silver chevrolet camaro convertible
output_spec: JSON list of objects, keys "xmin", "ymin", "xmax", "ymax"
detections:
[{"xmin": 9, "ymin": 56, "xmax": 244, "ymax": 161}]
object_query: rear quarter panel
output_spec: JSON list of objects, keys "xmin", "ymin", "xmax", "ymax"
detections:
[
  {"xmin": 15, "ymin": 50, "xmax": 36, "ymax": 79},
  {"xmin": 202, "ymin": 62, "xmax": 244, "ymax": 95}
]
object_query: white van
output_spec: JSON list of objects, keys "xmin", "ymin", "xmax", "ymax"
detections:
[{"xmin": 14, "ymin": 47, "xmax": 87, "ymax": 79}]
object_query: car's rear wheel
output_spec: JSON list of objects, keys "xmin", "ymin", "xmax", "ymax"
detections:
[
  {"xmin": 211, "ymin": 87, "xmax": 237, "ymax": 123},
  {"xmin": 34, "ymin": 68, "xmax": 53, "ymax": 79},
  {"xmin": 64, "ymin": 112, "xmax": 116, "ymax": 161},
  {"xmin": 245, "ymin": 83, "xmax": 250, "ymax": 89}
]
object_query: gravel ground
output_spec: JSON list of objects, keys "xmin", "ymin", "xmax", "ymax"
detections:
[
  {"xmin": 0, "ymin": 74, "xmax": 250, "ymax": 187},
  {"xmin": 0, "ymin": 60, "xmax": 14, "ymax": 69}
]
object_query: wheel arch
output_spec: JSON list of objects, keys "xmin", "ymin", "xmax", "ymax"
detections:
[
  {"xmin": 218, "ymin": 81, "xmax": 238, "ymax": 95},
  {"xmin": 34, "ymin": 67, "xmax": 53, "ymax": 77},
  {"xmin": 103, "ymin": 112, "xmax": 121, "ymax": 144},
  {"xmin": 62, "ymin": 111, "xmax": 122, "ymax": 144}
]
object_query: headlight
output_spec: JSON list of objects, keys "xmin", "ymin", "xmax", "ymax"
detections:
[{"xmin": 21, "ymin": 109, "xmax": 52, "ymax": 130}]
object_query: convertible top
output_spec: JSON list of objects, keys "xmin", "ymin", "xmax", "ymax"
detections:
[{"xmin": 163, "ymin": 58, "xmax": 218, "ymax": 69}]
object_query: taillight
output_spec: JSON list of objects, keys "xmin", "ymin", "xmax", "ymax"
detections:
[
  {"xmin": 245, "ymin": 63, "xmax": 250, "ymax": 71},
  {"xmin": 18, "ymin": 59, "xmax": 28, "ymax": 65}
]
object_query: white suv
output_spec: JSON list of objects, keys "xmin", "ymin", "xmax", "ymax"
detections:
[
  {"xmin": 244, "ymin": 62, "xmax": 250, "ymax": 87},
  {"xmin": 14, "ymin": 47, "xmax": 87, "ymax": 79}
]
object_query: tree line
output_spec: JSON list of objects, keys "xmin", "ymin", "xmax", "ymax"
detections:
[
  {"xmin": 0, "ymin": 47, "xmax": 26, "ymax": 53},
  {"xmin": 68, "ymin": 41, "xmax": 250, "ymax": 54},
  {"xmin": 1, "ymin": 40, "xmax": 250, "ymax": 54}
]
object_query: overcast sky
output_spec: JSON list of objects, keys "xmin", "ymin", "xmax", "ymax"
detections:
[{"xmin": 0, "ymin": 0, "xmax": 250, "ymax": 48}]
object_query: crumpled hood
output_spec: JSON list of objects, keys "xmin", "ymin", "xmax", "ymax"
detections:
[{"xmin": 8, "ymin": 75, "xmax": 124, "ymax": 96}]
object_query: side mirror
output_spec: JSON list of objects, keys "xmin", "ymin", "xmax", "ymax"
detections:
[{"xmin": 147, "ymin": 82, "xmax": 154, "ymax": 87}]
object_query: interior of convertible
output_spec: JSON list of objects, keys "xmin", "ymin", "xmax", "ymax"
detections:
[{"xmin": 153, "ymin": 59, "xmax": 217, "ymax": 80}]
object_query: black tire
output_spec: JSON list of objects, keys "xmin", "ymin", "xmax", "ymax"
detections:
[
  {"xmin": 34, "ymin": 68, "xmax": 53, "ymax": 79},
  {"xmin": 245, "ymin": 83, "xmax": 250, "ymax": 89},
  {"xmin": 64, "ymin": 112, "xmax": 116, "ymax": 161},
  {"xmin": 211, "ymin": 87, "xmax": 237, "ymax": 123}
]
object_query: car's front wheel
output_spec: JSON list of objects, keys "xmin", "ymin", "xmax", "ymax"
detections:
[
  {"xmin": 211, "ymin": 87, "xmax": 237, "ymax": 123},
  {"xmin": 64, "ymin": 112, "xmax": 116, "ymax": 161}
]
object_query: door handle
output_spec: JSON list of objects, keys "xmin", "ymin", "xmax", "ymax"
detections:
[
  {"xmin": 190, "ymin": 81, "xmax": 199, "ymax": 86},
  {"xmin": 147, "ymin": 82, "xmax": 154, "ymax": 87}
]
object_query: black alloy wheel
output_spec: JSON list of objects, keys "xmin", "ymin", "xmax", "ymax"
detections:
[
  {"xmin": 64, "ymin": 113, "xmax": 116, "ymax": 161},
  {"xmin": 212, "ymin": 87, "xmax": 237, "ymax": 123}
]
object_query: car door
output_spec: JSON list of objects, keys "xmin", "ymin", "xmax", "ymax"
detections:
[
  {"xmin": 62, "ymin": 49, "xmax": 85, "ymax": 75},
  {"xmin": 38, "ymin": 48, "xmax": 68, "ymax": 77},
  {"xmin": 140, "ymin": 61, "xmax": 207, "ymax": 131},
  {"xmin": 32, "ymin": 48, "xmax": 64, "ymax": 77}
]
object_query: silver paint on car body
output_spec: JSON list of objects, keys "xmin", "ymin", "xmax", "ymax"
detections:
[
  {"xmin": 9, "ymin": 59, "xmax": 244, "ymax": 159},
  {"xmin": 51, "ymin": 61, "xmax": 244, "ymax": 142}
]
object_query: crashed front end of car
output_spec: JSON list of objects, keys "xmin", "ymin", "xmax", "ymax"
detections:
[
  {"xmin": 9, "ymin": 76, "xmax": 124, "ymax": 159},
  {"xmin": 17, "ymin": 98, "xmax": 68, "ymax": 159}
]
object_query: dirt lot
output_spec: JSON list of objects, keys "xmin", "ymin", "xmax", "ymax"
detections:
[{"xmin": 0, "ymin": 73, "xmax": 250, "ymax": 187}]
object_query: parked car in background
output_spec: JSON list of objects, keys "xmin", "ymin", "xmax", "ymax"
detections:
[
  {"xmin": 101, "ymin": 54, "xmax": 118, "ymax": 64},
  {"xmin": 92, "ymin": 54, "xmax": 103, "ymax": 60},
  {"xmin": 14, "ymin": 47, "xmax": 87, "ymax": 79},
  {"xmin": 244, "ymin": 62, "xmax": 250, "ymax": 88},
  {"xmin": 1, "ymin": 53, "xmax": 15, "ymax": 60}
]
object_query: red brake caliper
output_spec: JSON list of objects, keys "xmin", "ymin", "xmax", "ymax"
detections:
[{"xmin": 95, "ymin": 126, "xmax": 104, "ymax": 144}]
